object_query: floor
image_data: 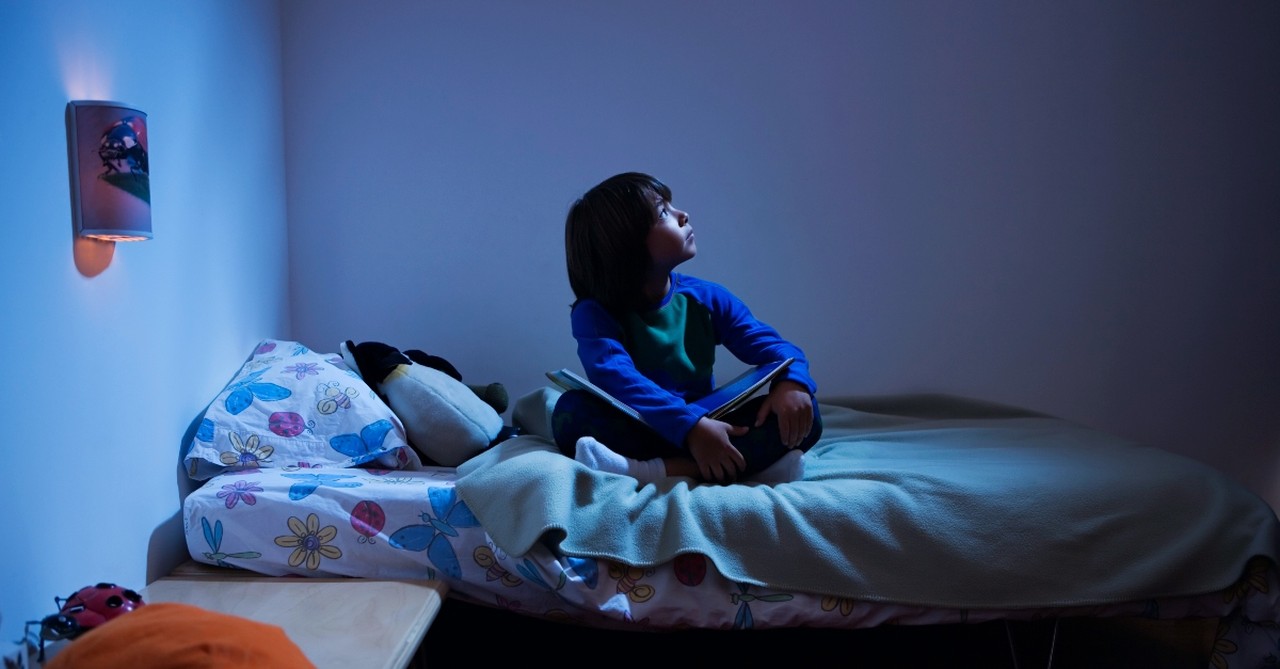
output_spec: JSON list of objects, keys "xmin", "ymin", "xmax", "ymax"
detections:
[{"xmin": 420, "ymin": 599, "xmax": 1217, "ymax": 667}]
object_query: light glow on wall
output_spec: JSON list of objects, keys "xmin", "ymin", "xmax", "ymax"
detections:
[{"xmin": 56, "ymin": 27, "xmax": 114, "ymax": 100}]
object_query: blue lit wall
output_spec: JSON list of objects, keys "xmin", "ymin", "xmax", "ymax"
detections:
[
  {"xmin": 0, "ymin": 0, "xmax": 287, "ymax": 645},
  {"xmin": 282, "ymin": 2, "xmax": 1279, "ymax": 505}
]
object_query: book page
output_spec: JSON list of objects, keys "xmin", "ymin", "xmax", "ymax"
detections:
[
  {"xmin": 546, "ymin": 357, "xmax": 794, "ymax": 425},
  {"xmin": 545, "ymin": 369, "xmax": 643, "ymax": 421},
  {"xmin": 695, "ymin": 358, "xmax": 793, "ymax": 419}
]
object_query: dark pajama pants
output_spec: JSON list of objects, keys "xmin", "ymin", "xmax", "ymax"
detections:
[{"xmin": 550, "ymin": 389, "xmax": 823, "ymax": 478}]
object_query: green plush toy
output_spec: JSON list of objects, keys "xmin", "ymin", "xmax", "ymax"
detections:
[{"xmin": 340, "ymin": 340, "xmax": 509, "ymax": 466}]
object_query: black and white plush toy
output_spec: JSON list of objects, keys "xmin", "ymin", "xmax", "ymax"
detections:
[
  {"xmin": 399, "ymin": 348, "xmax": 508, "ymax": 415},
  {"xmin": 340, "ymin": 340, "xmax": 509, "ymax": 466}
]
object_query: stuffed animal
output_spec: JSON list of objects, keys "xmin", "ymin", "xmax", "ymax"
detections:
[
  {"xmin": 401, "ymin": 348, "xmax": 508, "ymax": 414},
  {"xmin": 28, "ymin": 583, "xmax": 145, "ymax": 662},
  {"xmin": 341, "ymin": 340, "xmax": 509, "ymax": 466}
]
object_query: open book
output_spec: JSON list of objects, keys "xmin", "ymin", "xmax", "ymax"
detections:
[{"xmin": 545, "ymin": 358, "xmax": 794, "ymax": 424}]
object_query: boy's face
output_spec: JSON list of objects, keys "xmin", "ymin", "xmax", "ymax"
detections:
[{"xmin": 646, "ymin": 196, "xmax": 696, "ymax": 272}]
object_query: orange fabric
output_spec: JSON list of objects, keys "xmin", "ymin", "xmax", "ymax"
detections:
[{"xmin": 44, "ymin": 602, "xmax": 315, "ymax": 669}]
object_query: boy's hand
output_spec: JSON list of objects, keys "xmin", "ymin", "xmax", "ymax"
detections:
[
  {"xmin": 756, "ymin": 380, "xmax": 813, "ymax": 449},
  {"xmin": 686, "ymin": 417, "xmax": 747, "ymax": 483}
]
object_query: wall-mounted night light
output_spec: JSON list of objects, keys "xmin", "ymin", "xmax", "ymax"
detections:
[{"xmin": 66, "ymin": 100, "xmax": 151, "ymax": 241}]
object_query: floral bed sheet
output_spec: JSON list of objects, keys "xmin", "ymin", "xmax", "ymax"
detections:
[{"xmin": 184, "ymin": 466, "xmax": 1278, "ymax": 667}]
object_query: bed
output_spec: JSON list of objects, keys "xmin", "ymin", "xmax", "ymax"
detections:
[{"xmin": 180, "ymin": 340, "xmax": 1280, "ymax": 667}]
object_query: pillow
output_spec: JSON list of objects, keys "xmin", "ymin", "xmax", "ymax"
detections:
[
  {"xmin": 184, "ymin": 340, "xmax": 420, "ymax": 480},
  {"xmin": 44, "ymin": 602, "xmax": 314, "ymax": 669}
]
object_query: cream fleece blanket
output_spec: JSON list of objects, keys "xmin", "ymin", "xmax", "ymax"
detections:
[{"xmin": 455, "ymin": 392, "xmax": 1280, "ymax": 609}]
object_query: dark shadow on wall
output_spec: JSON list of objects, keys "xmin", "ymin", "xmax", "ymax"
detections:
[{"xmin": 146, "ymin": 411, "xmax": 207, "ymax": 584}]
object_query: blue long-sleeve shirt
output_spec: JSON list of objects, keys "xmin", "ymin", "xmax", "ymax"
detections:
[{"xmin": 570, "ymin": 273, "xmax": 816, "ymax": 450}]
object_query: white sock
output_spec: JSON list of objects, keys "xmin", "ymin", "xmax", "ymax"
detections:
[
  {"xmin": 575, "ymin": 437, "xmax": 666, "ymax": 484},
  {"xmin": 748, "ymin": 449, "xmax": 805, "ymax": 485}
]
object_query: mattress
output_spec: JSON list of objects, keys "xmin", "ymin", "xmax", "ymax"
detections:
[
  {"xmin": 183, "ymin": 395, "xmax": 1280, "ymax": 667},
  {"xmin": 183, "ymin": 464, "xmax": 1280, "ymax": 631}
]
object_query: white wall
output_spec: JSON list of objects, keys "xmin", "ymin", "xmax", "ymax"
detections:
[
  {"xmin": 0, "ymin": 0, "xmax": 288, "ymax": 645},
  {"xmin": 282, "ymin": 1, "xmax": 1279, "ymax": 506}
]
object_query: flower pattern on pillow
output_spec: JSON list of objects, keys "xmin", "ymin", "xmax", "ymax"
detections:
[
  {"xmin": 184, "ymin": 339, "xmax": 420, "ymax": 480},
  {"xmin": 218, "ymin": 432, "xmax": 274, "ymax": 468}
]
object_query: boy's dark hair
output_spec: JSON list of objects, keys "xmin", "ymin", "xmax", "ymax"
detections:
[{"xmin": 565, "ymin": 172, "xmax": 672, "ymax": 311}]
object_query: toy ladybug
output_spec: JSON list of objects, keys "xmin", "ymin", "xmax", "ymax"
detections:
[{"xmin": 26, "ymin": 583, "xmax": 144, "ymax": 661}]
